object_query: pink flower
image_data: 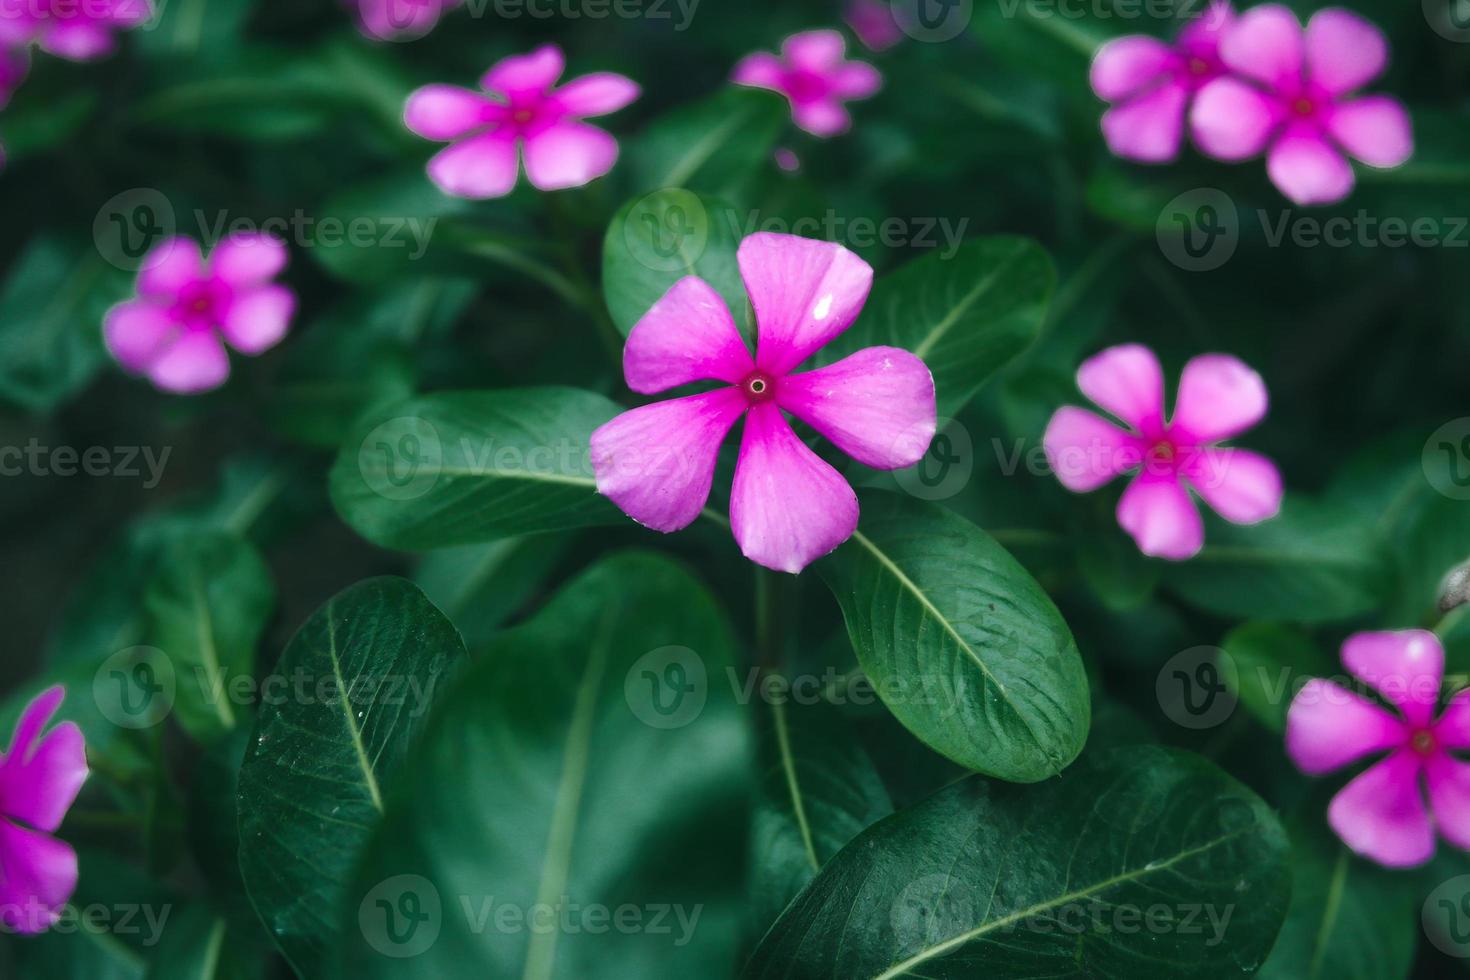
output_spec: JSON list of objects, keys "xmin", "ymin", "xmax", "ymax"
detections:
[
  {"xmin": 1043, "ymin": 344, "xmax": 1281, "ymax": 560},
  {"xmin": 0, "ymin": 45, "xmax": 27, "ymax": 109},
  {"xmin": 353, "ymin": 0, "xmax": 460, "ymax": 42},
  {"xmin": 404, "ymin": 45, "xmax": 639, "ymax": 200},
  {"xmin": 0, "ymin": 0, "xmax": 152, "ymax": 61},
  {"xmin": 591, "ymin": 232, "xmax": 936, "ymax": 574},
  {"xmin": 103, "ymin": 234, "xmax": 296, "ymax": 395},
  {"xmin": 1191, "ymin": 5, "xmax": 1412, "ymax": 205},
  {"xmin": 1090, "ymin": 1, "xmax": 1235, "ymax": 162},
  {"xmin": 0, "ymin": 686, "xmax": 88, "ymax": 934},
  {"xmin": 845, "ymin": 0, "xmax": 903, "ymax": 52},
  {"xmin": 1286, "ymin": 630, "xmax": 1470, "ymax": 868},
  {"xmin": 732, "ymin": 30, "xmax": 881, "ymax": 138}
]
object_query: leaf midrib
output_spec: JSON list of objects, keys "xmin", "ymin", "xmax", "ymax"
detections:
[
  {"xmin": 1306, "ymin": 847, "xmax": 1350, "ymax": 980},
  {"xmin": 657, "ymin": 100, "xmax": 756, "ymax": 189},
  {"xmin": 325, "ymin": 601, "xmax": 384, "ymax": 813},
  {"xmin": 910, "ymin": 248, "xmax": 1022, "ymax": 361}
]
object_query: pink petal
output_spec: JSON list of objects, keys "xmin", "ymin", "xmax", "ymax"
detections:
[
  {"xmin": 209, "ymin": 232, "xmax": 288, "ymax": 287},
  {"xmin": 138, "ymin": 236, "xmax": 204, "ymax": 298},
  {"xmin": 1099, "ymin": 81, "xmax": 1188, "ymax": 163},
  {"xmin": 481, "ymin": 44, "xmax": 564, "ymax": 96},
  {"xmin": 1285, "ymin": 678, "xmax": 1405, "ymax": 775},
  {"xmin": 731, "ymin": 52, "xmax": 785, "ymax": 90},
  {"xmin": 39, "ymin": 19, "xmax": 116, "ymax": 61},
  {"xmin": 110, "ymin": 0, "xmax": 156, "ymax": 28},
  {"xmin": 220, "ymin": 285, "xmax": 295, "ymax": 355},
  {"xmin": 1116, "ymin": 471, "xmax": 1204, "ymax": 560},
  {"xmin": 1190, "ymin": 77, "xmax": 1281, "ymax": 161},
  {"xmin": 357, "ymin": 0, "xmax": 444, "ymax": 40},
  {"xmin": 1341, "ymin": 630, "xmax": 1443, "ymax": 729},
  {"xmin": 792, "ymin": 98, "xmax": 853, "ymax": 138},
  {"xmin": 1182, "ymin": 447, "xmax": 1282, "ymax": 525},
  {"xmin": 0, "ymin": 688, "xmax": 87, "ymax": 833},
  {"xmin": 1304, "ymin": 8, "xmax": 1387, "ymax": 96},
  {"xmin": 1076, "ymin": 343, "xmax": 1165, "ymax": 433},
  {"xmin": 404, "ymin": 84, "xmax": 494, "ymax": 141},
  {"xmin": 739, "ymin": 232, "xmax": 873, "ymax": 376},
  {"xmin": 782, "ymin": 30, "xmax": 846, "ymax": 71},
  {"xmin": 1426, "ymin": 753, "xmax": 1470, "ymax": 852},
  {"xmin": 1090, "ymin": 35, "xmax": 1177, "ymax": 102},
  {"xmin": 551, "ymin": 73, "xmax": 640, "ymax": 117},
  {"xmin": 1043, "ymin": 406, "xmax": 1145, "ymax": 492},
  {"xmin": 1267, "ymin": 125, "xmax": 1355, "ymax": 205},
  {"xmin": 0, "ymin": 820, "xmax": 78, "ymax": 934},
  {"xmin": 1219, "ymin": 3, "xmax": 1304, "ymax": 91},
  {"xmin": 776, "ymin": 347, "xmax": 936, "ymax": 470},
  {"xmin": 1327, "ymin": 96, "xmax": 1412, "ymax": 169},
  {"xmin": 0, "ymin": 15, "xmax": 40, "ymax": 49},
  {"xmin": 623, "ymin": 276, "xmax": 753, "ymax": 394},
  {"xmin": 1328, "ymin": 750, "xmax": 1435, "ymax": 868},
  {"xmin": 522, "ymin": 121, "xmax": 619, "ymax": 191},
  {"xmin": 426, "ymin": 130, "xmax": 519, "ymax": 200},
  {"xmin": 730, "ymin": 403, "xmax": 859, "ymax": 574},
  {"xmin": 1436, "ymin": 690, "xmax": 1470, "ymax": 749},
  {"xmin": 146, "ymin": 329, "xmax": 230, "ymax": 394},
  {"xmin": 1176, "ymin": 0, "xmax": 1235, "ymax": 59},
  {"xmin": 103, "ymin": 300, "xmax": 179, "ymax": 372},
  {"xmin": 591, "ymin": 389, "xmax": 748, "ymax": 533},
  {"xmin": 829, "ymin": 62, "xmax": 882, "ymax": 100},
  {"xmin": 1170, "ymin": 353, "xmax": 1268, "ymax": 443},
  {"xmin": 846, "ymin": 0, "xmax": 903, "ymax": 52}
]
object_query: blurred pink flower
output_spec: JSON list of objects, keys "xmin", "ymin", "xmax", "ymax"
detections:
[
  {"xmin": 404, "ymin": 44, "xmax": 639, "ymax": 199},
  {"xmin": 1192, "ymin": 5, "xmax": 1412, "ymax": 205},
  {"xmin": 103, "ymin": 234, "xmax": 296, "ymax": 394},
  {"xmin": 0, "ymin": 0, "xmax": 152, "ymax": 60},
  {"xmin": 733, "ymin": 29, "xmax": 881, "ymax": 137},
  {"xmin": 353, "ymin": 0, "xmax": 460, "ymax": 42},
  {"xmin": 0, "ymin": 45, "xmax": 27, "ymax": 109},
  {"xmin": 0, "ymin": 686, "xmax": 88, "ymax": 934},
  {"xmin": 845, "ymin": 0, "xmax": 902, "ymax": 52},
  {"xmin": 592, "ymin": 232, "xmax": 936, "ymax": 573},
  {"xmin": 1090, "ymin": 1, "xmax": 1235, "ymax": 162},
  {"xmin": 1286, "ymin": 630, "xmax": 1470, "ymax": 868},
  {"xmin": 1044, "ymin": 343, "xmax": 1281, "ymax": 560}
]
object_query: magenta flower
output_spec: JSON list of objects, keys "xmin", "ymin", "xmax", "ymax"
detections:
[
  {"xmin": 353, "ymin": 0, "xmax": 460, "ymax": 42},
  {"xmin": 1043, "ymin": 344, "xmax": 1281, "ymax": 560},
  {"xmin": 591, "ymin": 233, "xmax": 936, "ymax": 574},
  {"xmin": 1089, "ymin": 1, "xmax": 1235, "ymax": 162},
  {"xmin": 0, "ymin": 686, "xmax": 88, "ymax": 934},
  {"xmin": 1191, "ymin": 5, "xmax": 1412, "ymax": 205},
  {"xmin": 0, "ymin": 0, "xmax": 151, "ymax": 61},
  {"xmin": 404, "ymin": 45, "xmax": 639, "ymax": 200},
  {"xmin": 845, "ymin": 0, "xmax": 903, "ymax": 52},
  {"xmin": 1286, "ymin": 630, "xmax": 1470, "ymax": 868},
  {"xmin": 0, "ymin": 45, "xmax": 27, "ymax": 109},
  {"xmin": 732, "ymin": 30, "xmax": 881, "ymax": 138},
  {"xmin": 103, "ymin": 234, "xmax": 296, "ymax": 395}
]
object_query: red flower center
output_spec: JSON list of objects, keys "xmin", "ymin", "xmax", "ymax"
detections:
[
  {"xmin": 1411, "ymin": 729, "xmax": 1437, "ymax": 756},
  {"xmin": 741, "ymin": 372, "xmax": 777, "ymax": 403},
  {"xmin": 1292, "ymin": 97, "xmax": 1317, "ymax": 117}
]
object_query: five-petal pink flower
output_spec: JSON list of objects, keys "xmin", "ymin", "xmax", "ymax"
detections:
[
  {"xmin": 732, "ymin": 30, "xmax": 881, "ymax": 138},
  {"xmin": 353, "ymin": 0, "xmax": 460, "ymax": 41},
  {"xmin": 0, "ymin": 686, "xmax": 88, "ymax": 934},
  {"xmin": 103, "ymin": 234, "xmax": 296, "ymax": 395},
  {"xmin": 1286, "ymin": 630, "xmax": 1470, "ymax": 868},
  {"xmin": 0, "ymin": 0, "xmax": 151, "ymax": 60},
  {"xmin": 404, "ymin": 44, "xmax": 640, "ymax": 200},
  {"xmin": 1044, "ymin": 344, "xmax": 1281, "ymax": 560},
  {"xmin": 1090, "ymin": 1, "xmax": 1235, "ymax": 162},
  {"xmin": 591, "ymin": 232, "xmax": 936, "ymax": 574},
  {"xmin": 1191, "ymin": 5, "xmax": 1412, "ymax": 205}
]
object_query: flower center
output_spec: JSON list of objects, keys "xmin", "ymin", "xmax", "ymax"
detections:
[
  {"xmin": 1188, "ymin": 57, "xmax": 1211, "ymax": 76},
  {"xmin": 1411, "ymin": 729, "xmax": 1437, "ymax": 756},
  {"xmin": 1292, "ymin": 96, "xmax": 1316, "ymax": 117},
  {"xmin": 511, "ymin": 107, "xmax": 536, "ymax": 125},
  {"xmin": 742, "ymin": 372, "xmax": 777, "ymax": 403},
  {"xmin": 786, "ymin": 69, "xmax": 828, "ymax": 103}
]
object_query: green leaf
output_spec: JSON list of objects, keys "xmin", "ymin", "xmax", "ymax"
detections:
[
  {"xmin": 822, "ymin": 237, "xmax": 1055, "ymax": 418},
  {"xmin": 744, "ymin": 747, "xmax": 1291, "ymax": 979},
  {"xmin": 413, "ymin": 535, "xmax": 574, "ymax": 650},
  {"xmin": 328, "ymin": 388, "xmax": 623, "ymax": 551},
  {"xmin": 627, "ymin": 87, "xmax": 787, "ymax": 197},
  {"xmin": 144, "ymin": 907, "xmax": 266, "ymax": 980},
  {"xmin": 817, "ymin": 491, "xmax": 1090, "ymax": 783},
  {"xmin": 1222, "ymin": 623, "xmax": 1334, "ymax": 733},
  {"xmin": 237, "ymin": 577, "xmax": 466, "ymax": 979},
  {"xmin": 135, "ymin": 0, "xmax": 255, "ymax": 55},
  {"xmin": 336, "ymin": 552, "xmax": 752, "ymax": 978},
  {"xmin": 602, "ymin": 188, "xmax": 751, "ymax": 340}
]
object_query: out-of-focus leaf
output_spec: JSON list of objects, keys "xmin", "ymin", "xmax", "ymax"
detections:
[
  {"xmin": 627, "ymin": 87, "xmax": 786, "ymax": 197},
  {"xmin": 413, "ymin": 534, "xmax": 573, "ymax": 649},
  {"xmin": 1222, "ymin": 622, "xmax": 1334, "ymax": 733}
]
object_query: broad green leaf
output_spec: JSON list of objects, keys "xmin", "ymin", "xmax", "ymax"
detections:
[
  {"xmin": 823, "ymin": 237, "xmax": 1055, "ymax": 418},
  {"xmin": 627, "ymin": 87, "xmax": 787, "ymax": 197},
  {"xmin": 337, "ymin": 552, "xmax": 752, "ymax": 979},
  {"xmin": 328, "ymin": 388, "xmax": 622, "ymax": 551},
  {"xmin": 237, "ymin": 577, "xmax": 465, "ymax": 979},
  {"xmin": 602, "ymin": 188, "xmax": 751, "ymax": 340},
  {"xmin": 1222, "ymin": 623, "xmax": 1334, "ymax": 733},
  {"xmin": 817, "ymin": 491, "xmax": 1090, "ymax": 783},
  {"xmin": 413, "ymin": 535, "xmax": 574, "ymax": 649},
  {"xmin": 144, "ymin": 532, "xmax": 275, "ymax": 743},
  {"xmin": 745, "ymin": 747, "xmax": 1291, "ymax": 979}
]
